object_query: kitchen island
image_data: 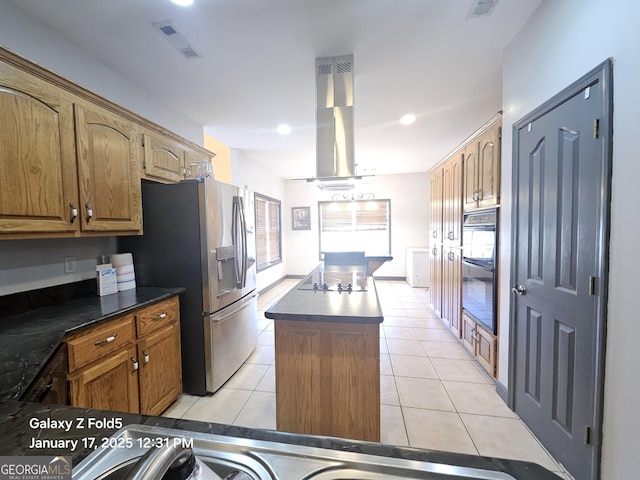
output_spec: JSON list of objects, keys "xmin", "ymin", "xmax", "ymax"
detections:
[{"xmin": 265, "ymin": 264, "xmax": 383, "ymax": 442}]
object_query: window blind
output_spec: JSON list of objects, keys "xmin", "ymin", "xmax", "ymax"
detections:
[{"xmin": 255, "ymin": 194, "xmax": 282, "ymax": 271}]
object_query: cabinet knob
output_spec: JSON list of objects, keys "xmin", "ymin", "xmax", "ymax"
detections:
[
  {"xmin": 85, "ymin": 203, "xmax": 93, "ymax": 223},
  {"xmin": 143, "ymin": 351, "xmax": 149, "ymax": 365},
  {"xmin": 152, "ymin": 313, "xmax": 167, "ymax": 321}
]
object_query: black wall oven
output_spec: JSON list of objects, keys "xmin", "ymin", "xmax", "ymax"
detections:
[{"xmin": 462, "ymin": 209, "xmax": 498, "ymax": 334}]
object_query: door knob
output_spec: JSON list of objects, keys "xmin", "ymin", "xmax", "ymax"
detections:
[{"xmin": 511, "ymin": 285, "xmax": 526, "ymax": 296}]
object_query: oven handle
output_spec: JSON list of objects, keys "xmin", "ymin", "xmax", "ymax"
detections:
[{"xmin": 462, "ymin": 259, "xmax": 494, "ymax": 271}]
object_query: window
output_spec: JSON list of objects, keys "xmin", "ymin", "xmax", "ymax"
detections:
[
  {"xmin": 255, "ymin": 193, "xmax": 282, "ymax": 271},
  {"xmin": 319, "ymin": 199, "xmax": 391, "ymax": 257}
]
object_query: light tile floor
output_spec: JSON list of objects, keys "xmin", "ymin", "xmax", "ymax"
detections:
[{"xmin": 164, "ymin": 279, "xmax": 574, "ymax": 479}]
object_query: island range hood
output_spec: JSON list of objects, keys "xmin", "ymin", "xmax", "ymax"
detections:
[{"xmin": 308, "ymin": 54, "xmax": 364, "ymax": 191}]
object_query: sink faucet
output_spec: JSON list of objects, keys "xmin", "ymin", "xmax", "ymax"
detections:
[{"xmin": 122, "ymin": 442, "xmax": 221, "ymax": 480}]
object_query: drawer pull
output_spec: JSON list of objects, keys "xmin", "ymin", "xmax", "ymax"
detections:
[
  {"xmin": 69, "ymin": 203, "xmax": 78, "ymax": 224},
  {"xmin": 85, "ymin": 202, "xmax": 93, "ymax": 223},
  {"xmin": 152, "ymin": 313, "xmax": 167, "ymax": 321},
  {"xmin": 143, "ymin": 351, "xmax": 149, "ymax": 365},
  {"xmin": 94, "ymin": 334, "xmax": 117, "ymax": 346},
  {"xmin": 131, "ymin": 357, "xmax": 139, "ymax": 373}
]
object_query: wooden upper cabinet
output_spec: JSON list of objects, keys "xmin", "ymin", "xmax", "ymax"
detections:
[
  {"xmin": 74, "ymin": 103, "xmax": 142, "ymax": 233},
  {"xmin": 442, "ymin": 154, "xmax": 462, "ymax": 245},
  {"xmin": 463, "ymin": 141, "xmax": 480, "ymax": 211},
  {"xmin": 463, "ymin": 122, "xmax": 501, "ymax": 211},
  {"xmin": 0, "ymin": 64, "xmax": 79, "ymax": 234},
  {"xmin": 142, "ymin": 132, "xmax": 187, "ymax": 183},
  {"xmin": 477, "ymin": 123, "xmax": 501, "ymax": 209},
  {"xmin": 429, "ymin": 168, "xmax": 443, "ymax": 242}
]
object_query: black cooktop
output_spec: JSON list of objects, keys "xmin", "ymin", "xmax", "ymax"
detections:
[{"xmin": 298, "ymin": 267, "xmax": 368, "ymax": 292}]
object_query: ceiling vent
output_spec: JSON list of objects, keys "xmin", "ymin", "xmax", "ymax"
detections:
[
  {"xmin": 467, "ymin": 0, "xmax": 499, "ymax": 18},
  {"xmin": 151, "ymin": 20, "xmax": 202, "ymax": 59}
]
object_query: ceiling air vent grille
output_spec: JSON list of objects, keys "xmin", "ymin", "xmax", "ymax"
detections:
[
  {"xmin": 151, "ymin": 20, "xmax": 203, "ymax": 59},
  {"xmin": 467, "ymin": 0, "xmax": 499, "ymax": 18}
]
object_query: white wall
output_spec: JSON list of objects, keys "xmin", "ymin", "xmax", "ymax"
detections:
[
  {"xmin": 501, "ymin": 1, "xmax": 640, "ymax": 478},
  {"xmin": 282, "ymin": 173, "xmax": 430, "ymax": 279},
  {"xmin": 0, "ymin": 0, "xmax": 203, "ymax": 144}
]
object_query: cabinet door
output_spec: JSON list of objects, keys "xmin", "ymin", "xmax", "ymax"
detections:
[
  {"xmin": 429, "ymin": 245, "xmax": 443, "ymax": 316},
  {"xmin": 0, "ymin": 65, "xmax": 78, "ymax": 235},
  {"xmin": 429, "ymin": 168, "xmax": 443, "ymax": 242},
  {"xmin": 477, "ymin": 124, "xmax": 501, "ymax": 208},
  {"xmin": 325, "ymin": 323, "xmax": 380, "ymax": 442},
  {"xmin": 184, "ymin": 149, "xmax": 213, "ymax": 180},
  {"xmin": 475, "ymin": 323, "xmax": 497, "ymax": 377},
  {"xmin": 142, "ymin": 133, "xmax": 186, "ymax": 183},
  {"xmin": 69, "ymin": 345, "xmax": 139, "ymax": 413},
  {"xmin": 74, "ymin": 103, "xmax": 142, "ymax": 232},
  {"xmin": 442, "ymin": 247, "xmax": 462, "ymax": 338},
  {"xmin": 275, "ymin": 321, "xmax": 323, "ymax": 435},
  {"xmin": 138, "ymin": 322, "xmax": 182, "ymax": 415},
  {"xmin": 442, "ymin": 155, "xmax": 462, "ymax": 245},
  {"xmin": 461, "ymin": 312, "xmax": 476, "ymax": 355},
  {"xmin": 275, "ymin": 320, "xmax": 379, "ymax": 442},
  {"xmin": 462, "ymin": 142, "xmax": 479, "ymax": 211}
]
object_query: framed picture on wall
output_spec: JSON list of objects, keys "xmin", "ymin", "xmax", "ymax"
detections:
[{"xmin": 292, "ymin": 206, "xmax": 311, "ymax": 230}]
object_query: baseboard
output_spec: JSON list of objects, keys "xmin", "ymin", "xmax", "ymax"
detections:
[{"xmin": 495, "ymin": 380, "xmax": 512, "ymax": 408}]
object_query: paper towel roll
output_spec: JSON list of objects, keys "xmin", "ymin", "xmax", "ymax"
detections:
[
  {"xmin": 111, "ymin": 253, "xmax": 135, "ymax": 291},
  {"xmin": 117, "ymin": 279, "xmax": 136, "ymax": 291},
  {"xmin": 110, "ymin": 253, "xmax": 133, "ymax": 267}
]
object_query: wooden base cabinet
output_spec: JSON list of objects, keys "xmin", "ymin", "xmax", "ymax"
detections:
[
  {"xmin": 275, "ymin": 320, "xmax": 380, "ymax": 442},
  {"xmin": 462, "ymin": 311, "xmax": 497, "ymax": 377},
  {"xmin": 137, "ymin": 322, "xmax": 182, "ymax": 416},
  {"xmin": 429, "ymin": 245, "xmax": 443, "ymax": 316},
  {"xmin": 442, "ymin": 247, "xmax": 462, "ymax": 338},
  {"xmin": 65, "ymin": 296, "xmax": 182, "ymax": 414},
  {"xmin": 69, "ymin": 345, "xmax": 140, "ymax": 413}
]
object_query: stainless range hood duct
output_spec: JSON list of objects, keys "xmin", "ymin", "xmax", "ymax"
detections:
[{"xmin": 313, "ymin": 55, "xmax": 356, "ymax": 187}]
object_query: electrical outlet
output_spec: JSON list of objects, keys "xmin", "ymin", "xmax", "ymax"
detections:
[{"xmin": 64, "ymin": 256, "xmax": 77, "ymax": 274}]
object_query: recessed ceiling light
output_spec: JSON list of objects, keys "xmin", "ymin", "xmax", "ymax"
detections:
[
  {"xmin": 171, "ymin": 0, "xmax": 194, "ymax": 6},
  {"xmin": 277, "ymin": 124, "xmax": 292, "ymax": 135},
  {"xmin": 400, "ymin": 114, "xmax": 416, "ymax": 126}
]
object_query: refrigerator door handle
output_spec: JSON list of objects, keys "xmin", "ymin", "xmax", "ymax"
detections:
[
  {"xmin": 232, "ymin": 196, "xmax": 242, "ymax": 289},
  {"xmin": 239, "ymin": 196, "xmax": 248, "ymax": 288},
  {"xmin": 208, "ymin": 292, "xmax": 258, "ymax": 324}
]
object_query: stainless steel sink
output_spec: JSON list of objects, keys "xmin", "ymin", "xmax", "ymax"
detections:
[{"xmin": 73, "ymin": 424, "xmax": 520, "ymax": 480}]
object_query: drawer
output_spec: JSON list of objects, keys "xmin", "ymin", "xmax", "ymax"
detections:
[
  {"xmin": 66, "ymin": 315, "xmax": 136, "ymax": 372},
  {"xmin": 135, "ymin": 296, "xmax": 179, "ymax": 338}
]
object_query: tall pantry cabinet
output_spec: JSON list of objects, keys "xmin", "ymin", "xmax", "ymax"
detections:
[
  {"xmin": 429, "ymin": 153, "xmax": 462, "ymax": 337},
  {"xmin": 428, "ymin": 115, "xmax": 501, "ymax": 377}
]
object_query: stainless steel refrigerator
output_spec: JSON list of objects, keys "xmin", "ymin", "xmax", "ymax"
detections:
[{"xmin": 119, "ymin": 178, "xmax": 258, "ymax": 395}]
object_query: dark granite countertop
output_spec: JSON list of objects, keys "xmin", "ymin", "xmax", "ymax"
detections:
[
  {"xmin": 264, "ymin": 265, "xmax": 384, "ymax": 324},
  {"xmin": 0, "ymin": 286, "xmax": 185, "ymax": 402},
  {"xmin": 0, "ymin": 400, "xmax": 560, "ymax": 479}
]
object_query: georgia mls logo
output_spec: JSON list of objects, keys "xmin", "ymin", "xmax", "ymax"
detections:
[{"xmin": 0, "ymin": 456, "xmax": 72, "ymax": 480}]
